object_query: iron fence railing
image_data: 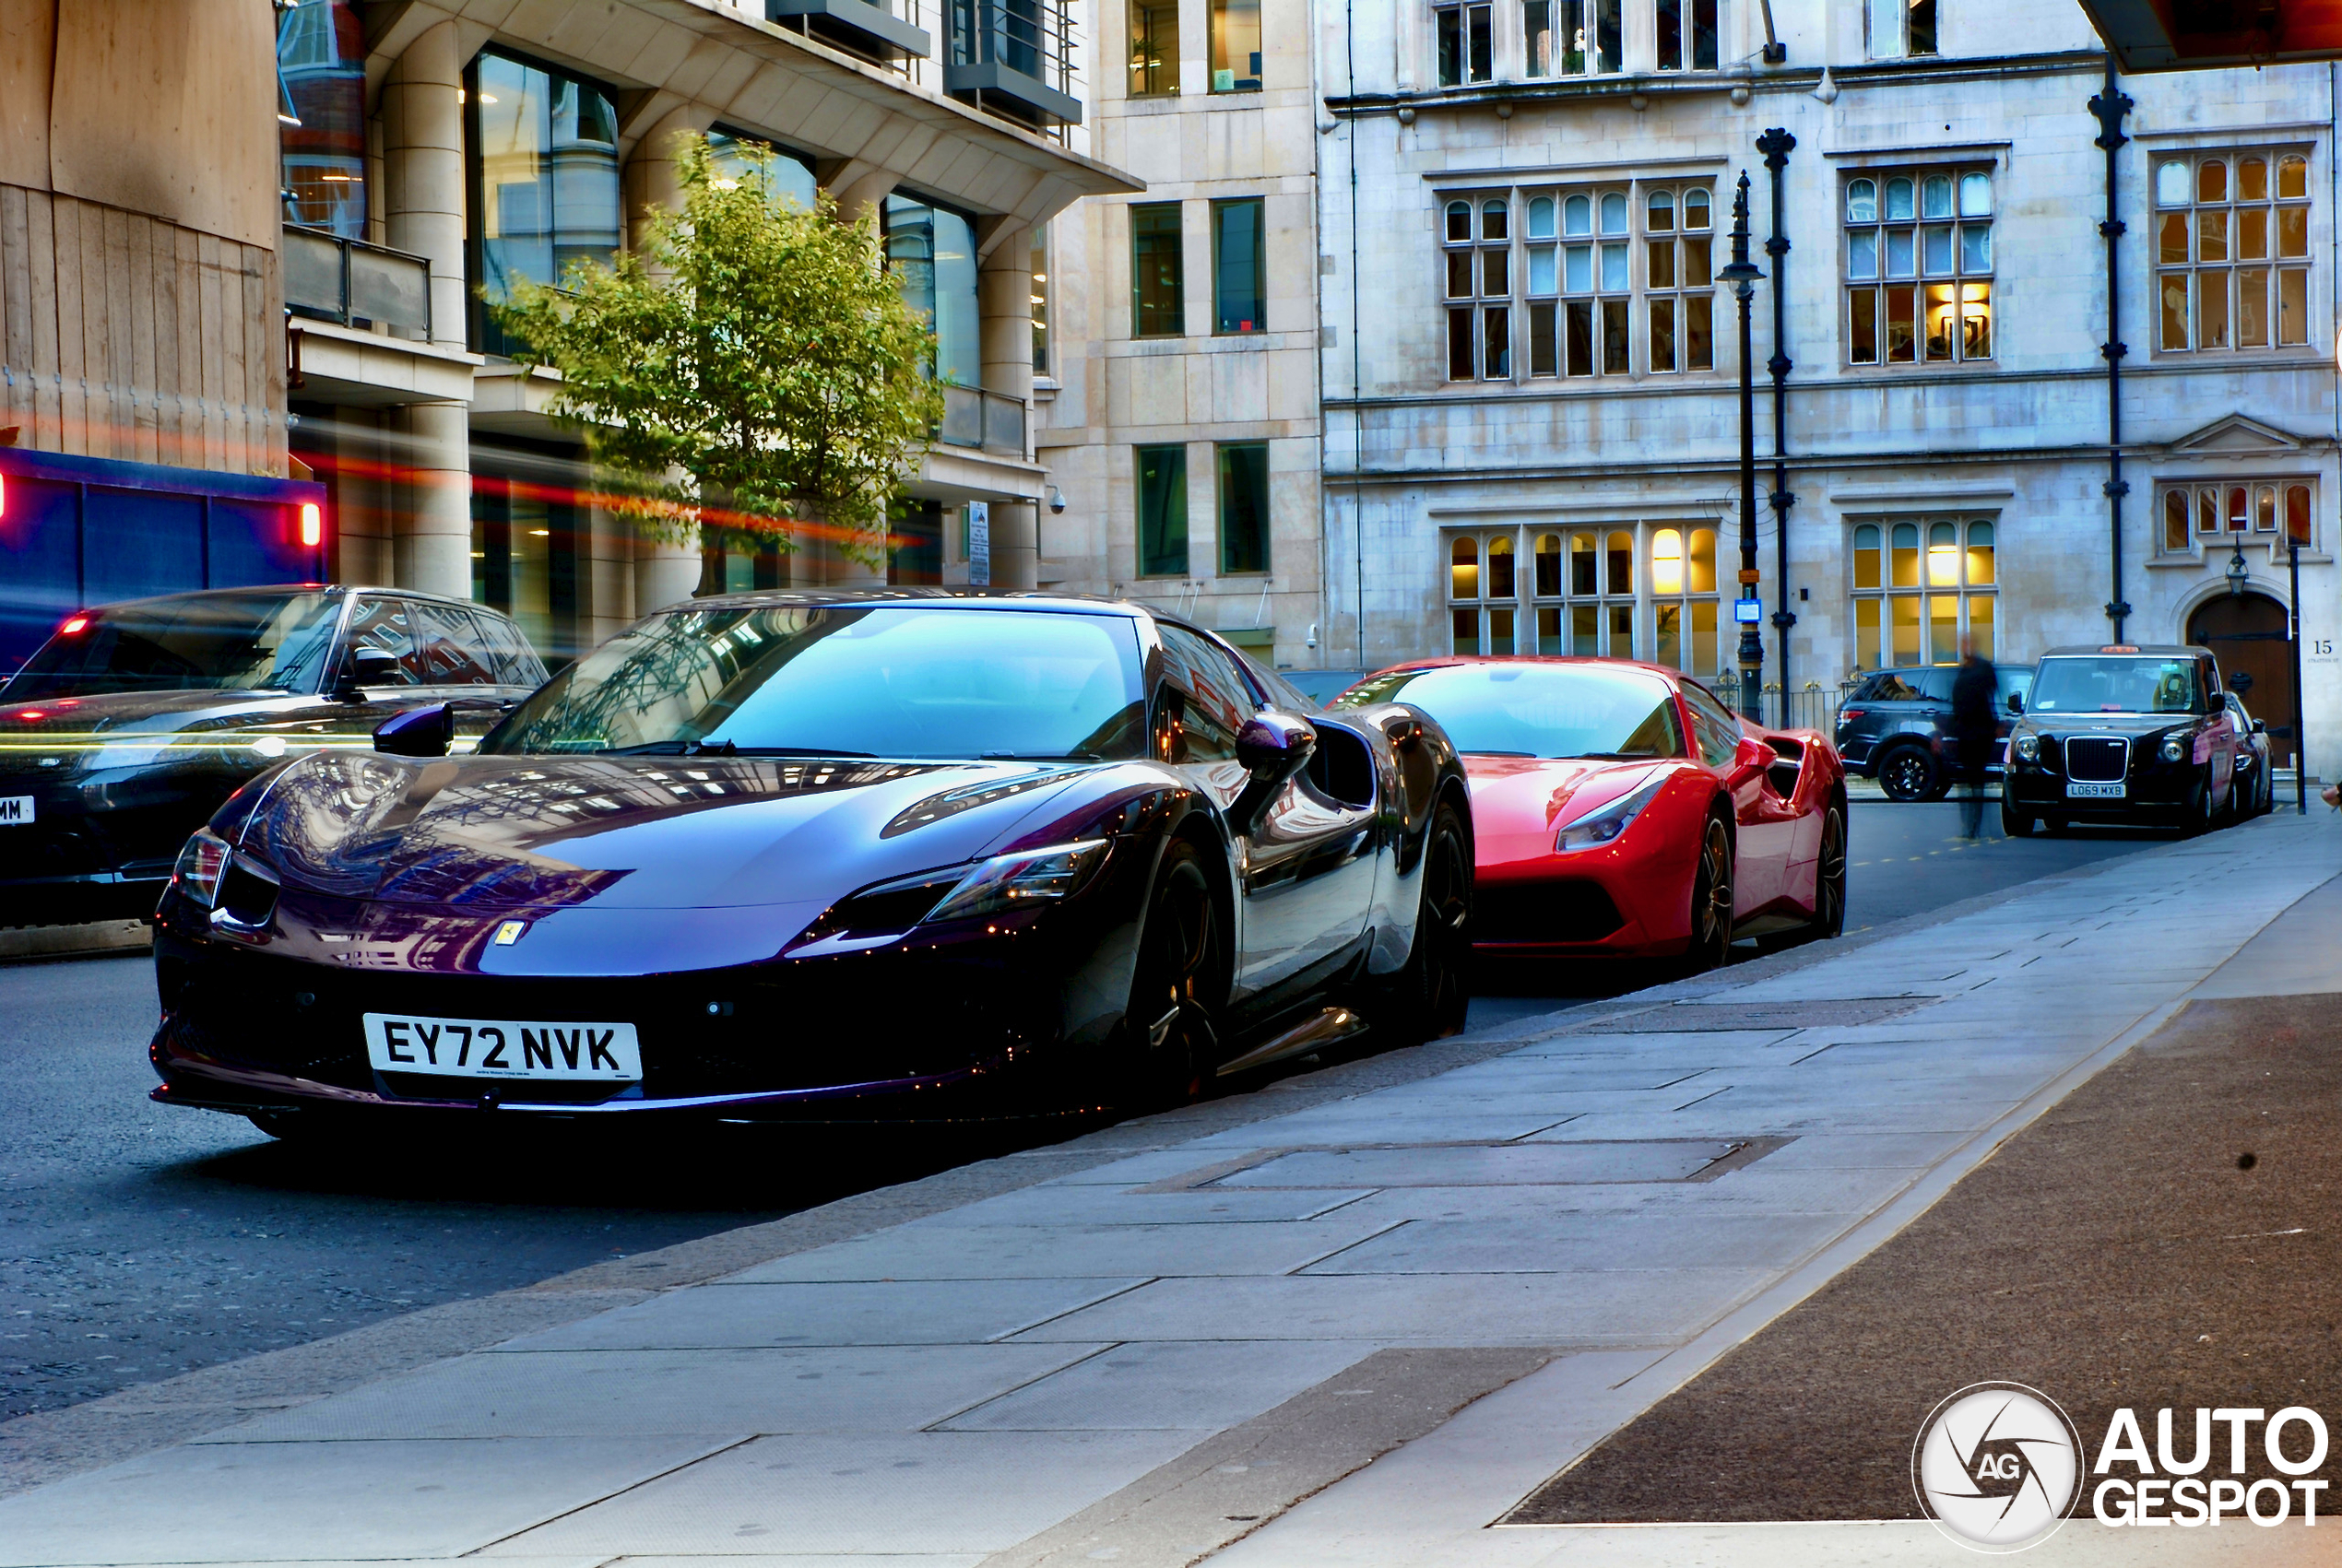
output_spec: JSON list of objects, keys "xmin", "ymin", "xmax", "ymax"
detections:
[
  {"xmin": 1714, "ymin": 680, "xmax": 1852, "ymax": 735},
  {"xmin": 946, "ymin": 0, "xmax": 1082, "ymax": 134},
  {"xmin": 935, "ymin": 383, "xmax": 1028, "ymax": 458},
  {"xmin": 282, "ymin": 225, "xmax": 432, "ymax": 341}
]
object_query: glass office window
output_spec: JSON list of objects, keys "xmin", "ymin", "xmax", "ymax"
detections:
[
  {"xmin": 1218, "ymin": 442, "xmax": 1271, "ymax": 573},
  {"xmin": 704, "ymin": 127, "xmax": 819, "ymax": 212},
  {"xmin": 471, "ymin": 52, "xmax": 621, "ymax": 356},
  {"xmin": 277, "ymin": 0, "xmax": 367, "ymax": 237},
  {"xmin": 1138, "ymin": 444, "xmax": 1189, "ymax": 576},
  {"xmin": 886, "ymin": 195, "xmax": 981, "ymax": 387},
  {"xmin": 1130, "ymin": 0, "xmax": 1179, "ymax": 95},
  {"xmin": 1212, "ymin": 0, "xmax": 1262, "ymax": 89},
  {"xmin": 1213, "ymin": 199, "xmax": 1266, "ymax": 334},
  {"xmin": 1131, "ymin": 202, "xmax": 1186, "ymax": 337}
]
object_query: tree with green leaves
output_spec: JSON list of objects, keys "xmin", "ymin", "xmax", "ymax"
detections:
[{"xmin": 489, "ymin": 135, "xmax": 941, "ymax": 572}]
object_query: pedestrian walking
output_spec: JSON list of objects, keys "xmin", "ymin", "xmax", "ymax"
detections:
[{"xmin": 1951, "ymin": 641, "xmax": 1998, "ymax": 839}]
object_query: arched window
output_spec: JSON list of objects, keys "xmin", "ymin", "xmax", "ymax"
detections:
[
  {"xmin": 1450, "ymin": 536, "xmax": 1480, "ymax": 599},
  {"xmin": 1965, "ymin": 522, "xmax": 1993, "ymax": 586},
  {"xmin": 2256, "ymin": 485, "xmax": 2277, "ymax": 532},
  {"xmin": 1448, "ymin": 532, "xmax": 1517, "ymax": 654},
  {"xmin": 1648, "ymin": 189, "xmax": 1674, "ymax": 232},
  {"xmin": 1921, "ymin": 174, "xmax": 1953, "ymax": 218},
  {"xmin": 2228, "ymin": 487, "xmax": 2249, "ymax": 531},
  {"xmin": 1445, "ymin": 201, "xmax": 1472, "ymax": 242},
  {"xmin": 1564, "ymin": 193, "xmax": 1592, "ymax": 235},
  {"xmin": 1926, "ymin": 521, "xmax": 1959, "ymax": 586},
  {"xmin": 1482, "ymin": 200, "xmax": 1508, "ymax": 241},
  {"xmin": 1599, "ymin": 193, "xmax": 1628, "ymax": 234},
  {"xmin": 1534, "ymin": 532, "xmax": 1562, "ymax": 596},
  {"xmin": 1890, "ymin": 522, "xmax": 1920, "ymax": 586},
  {"xmin": 1852, "ymin": 523, "xmax": 1882, "ymax": 589},
  {"xmin": 1486, "ymin": 534, "xmax": 1515, "ymax": 596},
  {"xmin": 2286, "ymin": 484, "xmax": 2312, "ymax": 543},
  {"xmin": 1526, "ymin": 196, "xmax": 1555, "ymax": 240},
  {"xmin": 1650, "ymin": 528, "xmax": 1684, "ymax": 595},
  {"xmin": 1884, "ymin": 177, "xmax": 1915, "ymax": 221},
  {"xmin": 1847, "ymin": 179, "xmax": 1877, "ymax": 223},
  {"xmin": 2164, "ymin": 490, "xmax": 2190, "ymax": 552},
  {"xmin": 1847, "ymin": 168, "xmax": 1991, "ymax": 366}
]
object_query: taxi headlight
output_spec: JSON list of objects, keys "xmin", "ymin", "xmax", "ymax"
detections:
[
  {"xmin": 172, "ymin": 828, "xmax": 231, "ymax": 907},
  {"xmin": 2013, "ymin": 734, "xmax": 2040, "ymax": 762},
  {"xmin": 920, "ymin": 839, "xmax": 1113, "ymax": 925},
  {"xmin": 2160, "ymin": 736, "xmax": 2187, "ymax": 763},
  {"xmin": 1556, "ymin": 773, "xmax": 1668, "ymax": 854}
]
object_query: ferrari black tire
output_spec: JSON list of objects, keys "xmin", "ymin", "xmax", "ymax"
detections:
[
  {"xmin": 1123, "ymin": 840, "xmax": 1224, "ymax": 1108},
  {"xmin": 1876, "ymin": 746, "xmax": 1938, "ymax": 803},
  {"xmin": 2000, "ymin": 796, "xmax": 2035, "ymax": 837},
  {"xmin": 1376, "ymin": 799, "xmax": 1473, "ymax": 1046},
  {"xmin": 1809, "ymin": 801, "xmax": 1848, "ymax": 939},
  {"xmin": 1683, "ymin": 812, "xmax": 1734, "ymax": 974}
]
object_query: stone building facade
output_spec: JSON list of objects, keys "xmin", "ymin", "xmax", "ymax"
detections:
[
  {"xmin": 1034, "ymin": 0, "xmax": 1326, "ymax": 669},
  {"xmin": 1309, "ymin": 0, "xmax": 2339, "ymax": 770},
  {"xmin": 276, "ymin": 0, "xmax": 1133, "ymax": 662}
]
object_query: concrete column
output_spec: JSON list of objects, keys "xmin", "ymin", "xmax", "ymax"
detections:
[
  {"xmin": 394, "ymin": 401, "xmax": 472, "ymax": 599},
  {"xmin": 980, "ymin": 230, "xmax": 1037, "ymax": 590},
  {"xmin": 626, "ymin": 110, "xmax": 716, "ymax": 613},
  {"xmin": 381, "ymin": 22, "xmax": 467, "ymax": 351},
  {"xmin": 380, "ymin": 21, "xmax": 473, "ymax": 600}
]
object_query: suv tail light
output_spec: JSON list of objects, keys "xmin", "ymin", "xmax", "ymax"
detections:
[{"xmin": 1838, "ymin": 707, "xmax": 1866, "ymax": 724}]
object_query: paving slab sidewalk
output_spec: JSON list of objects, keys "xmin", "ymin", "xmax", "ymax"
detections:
[{"xmin": 1, "ymin": 815, "xmax": 2336, "ymax": 1568}]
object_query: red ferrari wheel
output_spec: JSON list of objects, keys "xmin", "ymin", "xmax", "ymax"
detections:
[
  {"xmin": 1685, "ymin": 813, "xmax": 1733, "ymax": 973},
  {"xmin": 1810, "ymin": 804, "xmax": 1847, "ymax": 939}
]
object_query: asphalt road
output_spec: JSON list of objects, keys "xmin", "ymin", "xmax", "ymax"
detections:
[{"xmin": 0, "ymin": 799, "xmax": 2167, "ymax": 1425}]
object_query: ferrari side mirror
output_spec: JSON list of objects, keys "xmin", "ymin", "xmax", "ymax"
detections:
[
  {"xmin": 1728, "ymin": 735, "xmax": 1779, "ymax": 785},
  {"xmin": 1231, "ymin": 711, "xmax": 1318, "ymax": 834},
  {"xmin": 373, "ymin": 702, "xmax": 455, "ymax": 759}
]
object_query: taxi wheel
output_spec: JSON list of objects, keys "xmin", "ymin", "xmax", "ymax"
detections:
[
  {"xmin": 2185, "ymin": 770, "xmax": 2218, "ymax": 836},
  {"xmin": 2042, "ymin": 817, "xmax": 2070, "ymax": 836},
  {"xmin": 2000, "ymin": 796, "xmax": 2035, "ymax": 837}
]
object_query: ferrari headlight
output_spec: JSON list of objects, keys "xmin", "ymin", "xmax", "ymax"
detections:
[
  {"xmin": 2160, "ymin": 736, "xmax": 2187, "ymax": 762},
  {"xmin": 172, "ymin": 828, "xmax": 231, "ymax": 907},
  {"xmin": 920, "ymin": 839, "xmax": 1112, "ymax": 925},
  {"xmin": 1555, "ymin": 774, "xmax": 1667, "ymax": 854},
  {"xmin": 2013, "ymin": 734, "xmax": 2040, "ymax": 762}
]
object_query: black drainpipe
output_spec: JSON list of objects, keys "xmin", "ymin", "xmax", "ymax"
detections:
[
  {"xmin": 1758, "ymin": 127, "xmax": 1795, "ymax": 725},
  {"xmin": 2090, "ymin": 57, "xmax": 2134, "ymax": 642}
]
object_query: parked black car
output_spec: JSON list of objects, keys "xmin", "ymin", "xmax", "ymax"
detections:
[
  {"xmin": 1834, "ymin": 664, "xmax": 2032, "ymax": 800},
  {"xmin": 0, "ymin": 585, "xmax": 546, "ymax": 925},
  {"xmin": 146, "ymin": 593, "xmax": 1475, "ymax": 1135},
  {"xmin": 2221, "ymin": 689, "xmax": 2275, "ymax": 818},
  {"xmin": 2000, "ymin": 644, "xmax": 2244, "ymax": 836}
]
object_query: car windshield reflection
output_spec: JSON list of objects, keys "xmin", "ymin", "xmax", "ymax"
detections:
[
  {"xmin": 1333, "ymin": 663, "xmax": 1686, "ymax": 760},
  {"xmin": 5, "ymin": 591, "xmax": 343, "ymax": 699},
  {"xmin": 483, "ymin": 605, "xmax": 1150, "ymax": 761}
]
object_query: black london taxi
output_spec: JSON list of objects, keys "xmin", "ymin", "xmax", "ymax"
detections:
[
  {"xmin": 0, "ymin": 585, "xmax": 545, "ymax": 925},
  {"xmin": 2000, "ymin": 644, "xmax": 2241, "ymax": 837}
]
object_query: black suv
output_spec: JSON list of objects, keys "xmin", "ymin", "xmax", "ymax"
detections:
[{"xmin": 1835, "ymin": 664, "xmax": 2032, "ymax": 801}]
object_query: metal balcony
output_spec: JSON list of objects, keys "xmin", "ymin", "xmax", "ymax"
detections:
[
  {"xmin": 935, "ymin": 384, "xmax": 1028, "ymax": 458},
  {"xmin": 944, "ymin": 0, "xmax": 1082, "ymax": 129},
  {"xmin": 767, "ymin": 0, "xmax": 931, "ymax": 64},
  {"xmin": 281, "ymin": 226, "xmax": 432, "ymax": 341}
]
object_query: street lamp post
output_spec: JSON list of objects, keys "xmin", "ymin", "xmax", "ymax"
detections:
[
  {"xmin": 2290, "ymin": 532, "xmax": 2309, "ymax": 813},
  {"xmin": 1719, "ymin": 172, "xmax": 1766, "ymax": 716}
]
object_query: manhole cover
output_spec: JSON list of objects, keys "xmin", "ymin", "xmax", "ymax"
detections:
[{"xmin": 1559, "ymin": 997, "xmax": 1933, "ymax": 1033}]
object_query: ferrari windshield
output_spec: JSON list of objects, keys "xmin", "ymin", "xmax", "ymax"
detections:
[
  {"xmin": 484, "ymin": 605, "xmax": 1149, "ymax": 760},
  {"xmin": 1332, "ymin": 662, "xmax": 1686, "ymax": 760},
  {"xmin": 2029, "ymin": 656, "xmax": 2207, "ymax": 715},
  {"xmin": 5, "ymin": 591, "xmax": 342, "ymax": 699}
]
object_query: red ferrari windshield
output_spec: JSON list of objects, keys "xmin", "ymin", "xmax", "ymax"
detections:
[{"xmin": 1335, "ymin": 663, "xmax": 1686, "ymax": 760}]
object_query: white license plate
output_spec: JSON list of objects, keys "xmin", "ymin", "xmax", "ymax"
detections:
[
  {"xmin": 361, "ymin": 1012, "xmax": 643, "ymax": 1081},
  {"xmin": 2065, "ymin": 782, "xmax": 2126, "ymax": 799},
  {"xmin": 0, "ymin": 796, "xmax": 31, "ymax": 824}
]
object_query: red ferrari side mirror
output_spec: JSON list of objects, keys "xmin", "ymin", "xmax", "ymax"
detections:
[{"xmin": 1728, "ymin": 735, "xmax": 1778, "ymax": 784}]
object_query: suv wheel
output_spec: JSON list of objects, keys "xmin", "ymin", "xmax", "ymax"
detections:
[{"xmin": 1877, "ymin": 746, "xmax": 1938, "ymax": 802}]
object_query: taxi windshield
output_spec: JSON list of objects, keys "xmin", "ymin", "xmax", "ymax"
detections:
[{"xmin": 2029, "ymin": 656, "xmax": 2206, "ymax": 715}]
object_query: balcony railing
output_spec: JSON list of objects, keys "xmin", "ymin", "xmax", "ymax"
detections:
[
  {"xmin": 945, "ymin": 0, "xmax": 1082, "ymax": 130},
  {"xmin": 282, "ymin": 225, "xmax": 432, "ymax": 342},
  {"xmin": 935, "ymin": 384, "xmax": 1028, "ymax": 458},
  {"xmin": 767, "ymin": 0, "xmax": 931, "ymax": 65}
]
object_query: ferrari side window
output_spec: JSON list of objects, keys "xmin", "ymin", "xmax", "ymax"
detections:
[
  {"xmin": 1157, "ymin": 626, "xmax": 1248, "ymax": 761},
  {"xmin": 1680, "ymin": 680, "xmax": 1740, "ymax": 769}
]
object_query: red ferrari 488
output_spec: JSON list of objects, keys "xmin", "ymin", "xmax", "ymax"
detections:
[{"xmin": 1330, "ymin": 657, "xmax": 1847, "ymax": 972}]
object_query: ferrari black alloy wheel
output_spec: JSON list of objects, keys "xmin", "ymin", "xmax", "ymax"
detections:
[
  {"xmin": 1126, "ymin": 840, "xmax": 1223, "ymax": 1106},
  {"xmin": 1378, "ymin": 799, "xmax": 1473, "ymax": 1045},
  {"xmin": 1685, "ymin": 813, "xmax": 1734, "ymax": 974}
]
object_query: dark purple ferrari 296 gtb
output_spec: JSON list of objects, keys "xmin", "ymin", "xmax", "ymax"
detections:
[{"xmin": 148, "ymin": 593, "xmax": 1473, "ymax": 1135}]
